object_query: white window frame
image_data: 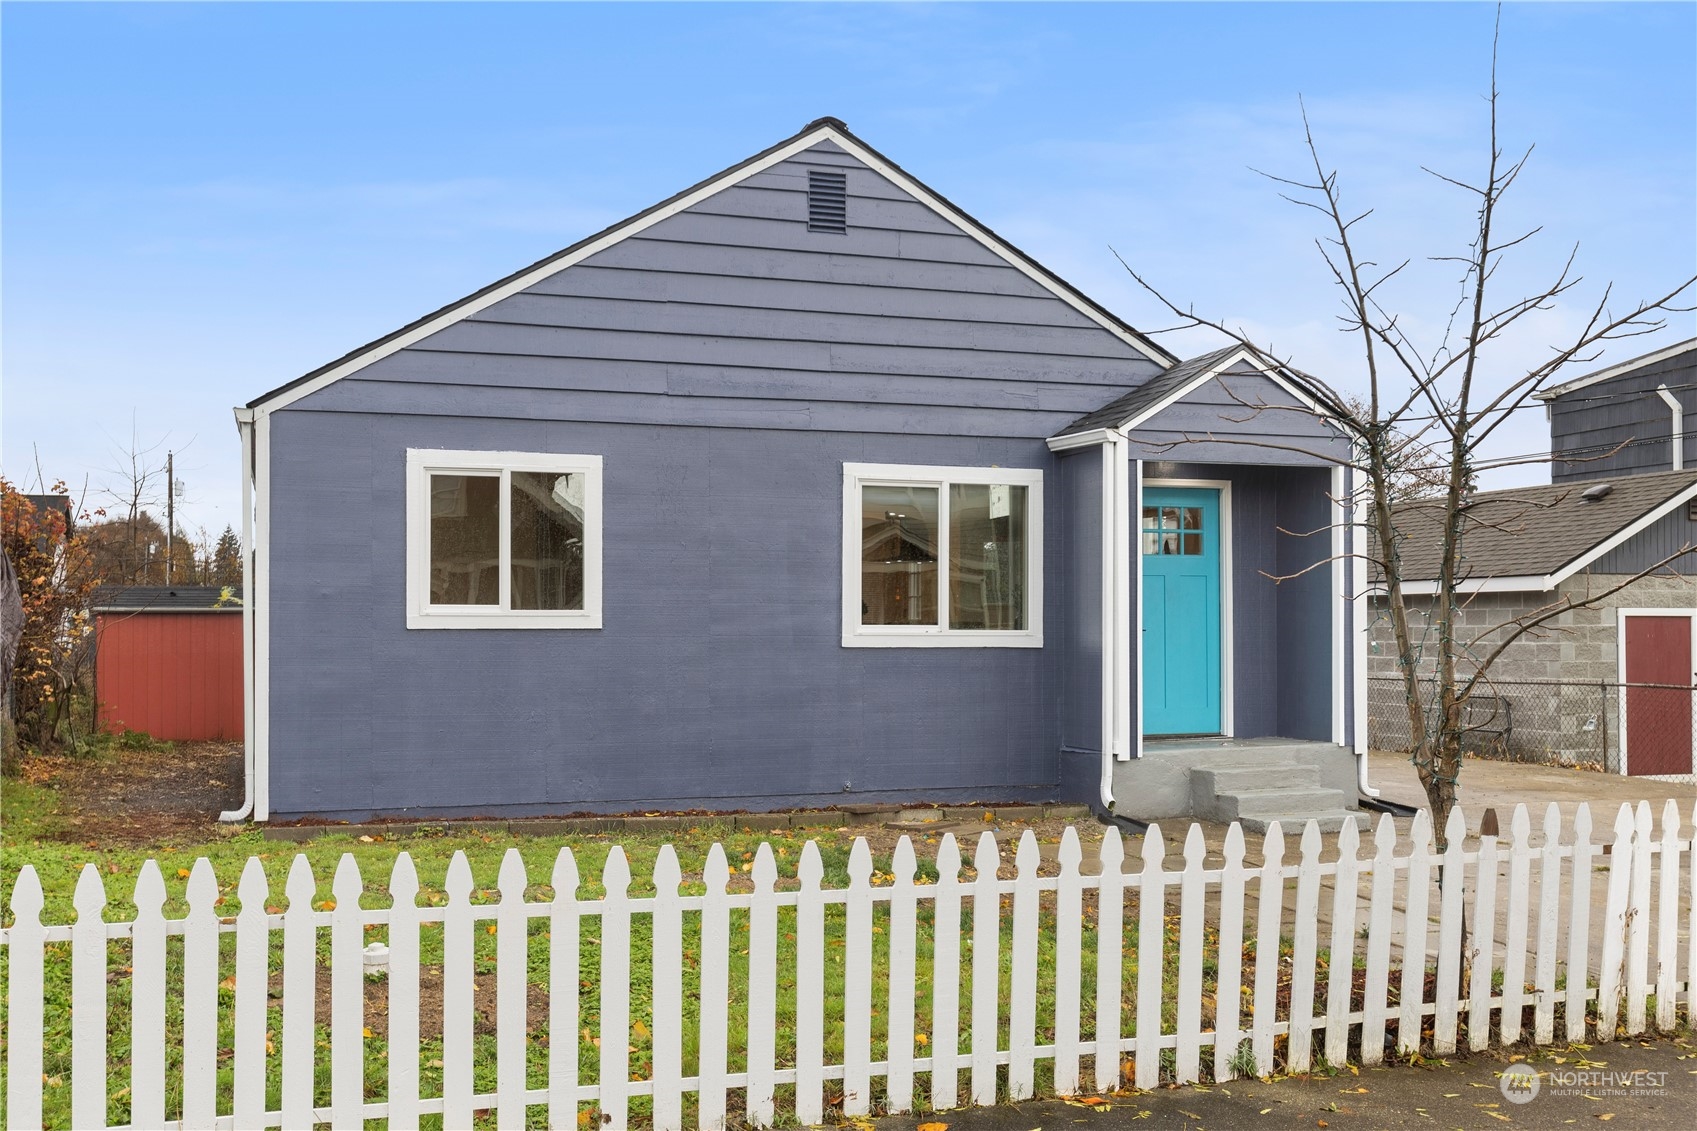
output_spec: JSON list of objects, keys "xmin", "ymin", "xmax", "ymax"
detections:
[
  {"xmin": 841, "ymin": 461, "xmax": 1044, "ymax": 648},
  {"xmin": 406, "ymin": 448, "xmax": 603, "ymax": 630}
]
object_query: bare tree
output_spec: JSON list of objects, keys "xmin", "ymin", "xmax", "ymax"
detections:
[{"xmin": 1120, "ymin": 13, "xmax": 1695, "ymax": 845}]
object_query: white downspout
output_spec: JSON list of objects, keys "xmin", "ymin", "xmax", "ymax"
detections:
[
  {"xmin": 1098, "ymin": 440, "xmax": 1117, "ymax": 812},
  {"xmin": 1657, "ymin": 384, "xmax": 1684, "ymax": 470},
  {"xmin": 220, "ymin": 409, "xmax": 257, "ymax": 822},
  {"xmin": 1351, "ymin": 465, "xmax": 1380, "ymax": 798}
]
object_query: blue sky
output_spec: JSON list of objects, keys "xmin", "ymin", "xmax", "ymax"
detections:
[{"xmin": 4, "ymin": 1, "xmax": 1694, "ymax": 535}]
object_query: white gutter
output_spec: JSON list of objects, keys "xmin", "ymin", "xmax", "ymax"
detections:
[
  {"xmin": 219, "ymin": 408, "xmax": 257, "ymax": 822},
  {"xmin": 1657, "ymin": 384, "xmax": 1685, "ymax": 470}
]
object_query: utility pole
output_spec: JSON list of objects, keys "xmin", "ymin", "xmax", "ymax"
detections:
[{"xmin": 166, "ymin": 450, "xmax": 174, "ymax": 585}]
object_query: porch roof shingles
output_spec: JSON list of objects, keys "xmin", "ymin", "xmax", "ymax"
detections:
[
  {"xmin": 1051, "ymin": 345, "xmax": 1244, "ymax": 439},
  {"xmin": 1381, "ymin": 468, "xmax": 1697, "ymax": 582}
]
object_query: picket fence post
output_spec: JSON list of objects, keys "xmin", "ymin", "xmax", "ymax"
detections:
[
  {"xmin": 651, "ymin": 845, "xmax": 685, "ymax": 1131},
  {"xmin": 1359, "ymin": 815, "xmax": 1396, "ymax": 1066},
  {"xmin": 1324, "ymin": 818, "xmax": 1361, "ymax": 1067},
  {"xmin": 1468, "ymin": 825, "xmax": 1499, "ymax": 1052},
  {"xmin": 70, "ymin": 865, "xmax": 108, "ymax": 1130},
  {"xmin": 6, "ymin": 866, "xmax": 45, "ymax": 1131},
  {"xmin": 1249, "ymin": 823, "xmax": 1285, "ymax": 1075},
  {"xmin": 1093, "ymin": 826, "xmax": 1125, "ymax": 1094},
  {"xmin": 1133, "ymin": 824, "xmax": 1167, "ymax": 1090},
  {"xmin": 282, "ymin": 854, "xmax": 318, "ymax": 1129},
  {"xmin": 1686, "ymin": 801, "xmax": 1697, "ymax": 1020},
  {"xmin": 968, "ymin": 832, "xmax": 1002, "ymax": 1107},
  {"xmin": 1499, "ymin": 805, "xmax": 1533, "ymax": 1046},
  {"xmin": 1212, "ymin": 823, "xmax": 1248, "ymax": 1082},
  {"xmin": 1008, "ymin": 831, "xmax": 1040, "ymax": 1101},
  {"xmin": 1565, "ymin": 804, "xmax": 1596, "ymax": 1042},
  {"xmin": 1532, "ymin": 803, "xmax": 1563, "ymax": 1046},
  {"xmin": 1396, "ymin": 811, "xmax": 1433, "ymax": 1058},
  {"xmin": 1286, "ymin": 821, "xmax": 1323, "ymax": 1071},
  {"xmin": 1654, "ymin": 800, "xmax": 1682, "ymax": 1032},
  {"xmin": 744, "ymin": 844, "xmax": 778, "ymax": 1128},
  {"xmin": 1625, "ymin": 801, "xmax": 1654, "ymax": 1034},
  {"xmin": 1432, "ymin": 808, "xmax": 1468, "ymax": 1055},
  {"xmin": 181, "ymin": 859, "xmax": 219, "ymax": 1130},
  {"xmin": 1173, "ymin": 825, "xmax": 1206, "ymax": 1084},
  {"xmin": 930, "ymin": 834, "xmax": 964, "ymax": 1111},
  {"xmin": 330, "ymin": 854, "xmax": 366, "ymax": 1130},
  {"xmin": 1052, "ymin": 827, "xmax": 1084, "ymax": 1096},
  {"xmin": 599, "ymin": 847, "xmax": 633, "ymax": 1131},
  {"xmin": 388, "ymin": 853, "xmax": 422, "ymax": 1130},
  {"xmin": 885, "ymin": 836, "xmax": 919, "ymax": 1113},
  {"xmin": 795, "ymin": 841, "xmax": 826, "ymax": 1126},
  {"xmin": 232, "ymin": 858, "xmax": 270, "ymax": 1129},
  {"xmin": 129, "ymin": 860, "xmax": 167, "ymax": 1129},
  {"xmin": 1596, "ymin": 804, "xmax": 1636, "ymax": 1040},
  {"xmin": 497, "ymin": 849, "xmax": 532, "ymax": 1131},
  {"xmin": 842, "ymin": 839, "xmax": 874, "ymax": 1117},
  {"xmin": 696, "ymin": 844, "xmax": 728, "ymax": 1131}
]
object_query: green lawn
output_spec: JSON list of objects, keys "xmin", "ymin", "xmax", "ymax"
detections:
[{"xmin": 1, "ymin": 753, "xmax": 1233, "ymax": 1129}]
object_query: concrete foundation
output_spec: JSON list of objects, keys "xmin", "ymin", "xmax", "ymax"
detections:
[{"xmin": 1110, "ymin": 736, "xmax": 1361, "ymax": 822}]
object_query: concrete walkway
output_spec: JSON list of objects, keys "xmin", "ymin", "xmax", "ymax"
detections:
[{"xmin": 871, "ymin": 1032, "xmax": 1697, "ymax": 1130}]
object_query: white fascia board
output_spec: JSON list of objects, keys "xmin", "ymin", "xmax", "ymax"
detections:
[
  {"xmin": 1546, "ymin": 480, "xmax": 1697, "ymax": 586},
  {"xmin": 1046, "ymin": 428, "xmax": 1116, "ymax": 452},
  {"xmin": 1534, "ymin": 337, "xmax": 1697, "ymax": 401},
  {"xmin": 255, "ymin": 124, "xmax": 1170, "ymax": 416},
  {"xmin": 1377, "ymin": 575, "xmax": 1551, "ymax": 596}
]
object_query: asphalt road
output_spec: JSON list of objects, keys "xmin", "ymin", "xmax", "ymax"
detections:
[{"xmin": 870, "ymin": 1034, "xmax": 1697, "ymax": 1130}]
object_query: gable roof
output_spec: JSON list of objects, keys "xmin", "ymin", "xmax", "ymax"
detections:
[
  {"xmin": 246, "ymin": 117, "xmax": 1176, "ymax": 413},
  {"xmin": 1384, "ymin": 468, "xmax": 1697, "ymax": 589},
  {"xmin": 1533, "ymin": 336, "xmax": 1697, "ymax": 402},
  {"xmin": 1048, "ymin": 343, "xmax": 1350, "ymax": 441}
]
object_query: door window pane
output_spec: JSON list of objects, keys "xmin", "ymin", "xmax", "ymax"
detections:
[
  {"xmin": 1183, "ymin": 533, "xmax": 1203, "ymax": 555},
  {"xmin": 511, "ymin": 472, "xmax": 585, "ymax": 610},
  {"xmin": 950, "ymin": 484, "xmax": 1027, "ymax": 630},
  {"xmin": 861, "ymin": 485, "xmax": 939, "ymax": 625},
  {"xmin": 429, "ymin": 474, "xmax": 499, "ymax": 605},
  {"xmin": 1182, "ymin": 507, "xmax": 1202, "ymax": 530}
]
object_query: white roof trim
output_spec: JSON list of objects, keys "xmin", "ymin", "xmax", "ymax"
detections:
[
  {"xmin": 1547, "ymin": 477, "xmax": 1697, "ymax": 585},
  {"xmin": 1045, "ymin": 427, "xmax": 1117, "ymax": 452},
  {"xmin": 1381, "ymin": 576, "xmax": 1551, "ymax": 596},
  {"xmin": 1115, "ymin": 347, "xmax": 1347, "ymax": 437},
  {"xmin": 1534, "ymin": 336, "xmax": 1697, "ymax": 401},
  {"xmin": 251, "ymin": 122, "xmax": 1171, "ymax": 415}
]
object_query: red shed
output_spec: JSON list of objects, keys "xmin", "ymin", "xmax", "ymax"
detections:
[{"xmin": 94, "ymin": 586, "xmax": 243, "ymax": 741}]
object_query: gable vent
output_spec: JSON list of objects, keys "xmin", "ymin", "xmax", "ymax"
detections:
[{"xmin": 807, "ymin": 169, "xmax": 847, "ymax": 233}]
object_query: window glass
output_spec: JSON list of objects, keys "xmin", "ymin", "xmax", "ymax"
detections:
[
  {"xmin": 429, "ymin": 474, "xmax": 499, "ymax": 605},
  {"xmin": 860, "ymin": 485, "xmax": 940, "ymax": 625},
  {"xmin": 950, "ymin": 484, "xmax": 1027, "ymax": 630},
  {"xmin": 511, "ymin": 472, "xmax": 585, "ymax": 610}
]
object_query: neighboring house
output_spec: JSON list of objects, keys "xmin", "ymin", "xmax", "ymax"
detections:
[
  {"xmin": 233, "ymin": 117, "xmax": 1371, "ymax": 826},
  {"xmin": 1540, "ymin": 337, "xmax": 1696, "ymax": 482},
  {"xmin": 1368, "ymin": 470, "xmax": 1697, "ymax": 777},
  {"xmin": 93, "ymin": 586, "xmax": 244, "ymax": 743}
]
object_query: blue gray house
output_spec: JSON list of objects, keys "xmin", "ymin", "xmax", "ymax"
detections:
[{"xmin": 228, "ymin": 118, "xmax": 1370, "ymax": 826}]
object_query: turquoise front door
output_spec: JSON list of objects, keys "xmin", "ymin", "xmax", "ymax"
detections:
[{"xmin": 1141, "ymin": 487, "xmax": 1222, "ymax": 735}]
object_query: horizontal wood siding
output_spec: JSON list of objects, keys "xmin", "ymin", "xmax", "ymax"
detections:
[
  {"xmin": 1059, "ymin": 450, "xmax": 1102, "ymax": 755},
  {"xmin": 268, "ymin": 413, "xmax": 1065, "ymax": 818},
  {"xmin": 94, "ymin": 612, "xmax": 243, "ymax": 741},
  {"xmin": 1551, "ymin": 351, "xmax": 1696, "ymax": 482},
  {"xmin": 1589, "ymin": 504, "xmax": 1697, "ymax": 576},
  {"xmin": 1126, "ymin": 368, "xmax": 1351, "ymax": 467}
]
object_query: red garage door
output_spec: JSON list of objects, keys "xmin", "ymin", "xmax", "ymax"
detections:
[
  {"xmin": 1622, "ymin": 613, "xmax": 1695, "ymax": 777},
  {"xmin": 95, "ymin": 611, "xmax": 244, "ymax": 741}
]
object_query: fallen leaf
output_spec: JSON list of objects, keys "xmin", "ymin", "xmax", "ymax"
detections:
[
  {"xmin": 918, "ymin": 1123, "xmax": 950, "ymax": 1131},
  {"xmin": 358, "ymin": 835, "xmax": 375, "ymax": 843},
  {"xmin": 1598, "ymin": 1117, "xmax": 1614, "ymax": 1122},
  {"xmin": 633, "ymin": 1020, "xmax": 650, "ymax": 1039},
  {"xmin": 362, "ymin": 1027, "xmax": 372, "ymax": 1038},
  {"xmin": 1260, "ymin": 1109, "xmax": 1272, "ymax": 1116},
  {"xmin": 1317, "ymin": 1122, "xmax": 1328, "ymax": 1129},
  {"xmin": 318, "ymin": 899, "xmax": 336, "ymax": 911},
  {"xmin": 177, "ymin": 868, "xmax": 191, "ymax": 879},
  {"xmin": 914, "ymin": 1033, "xmax": 930, "ymax": 1046}
]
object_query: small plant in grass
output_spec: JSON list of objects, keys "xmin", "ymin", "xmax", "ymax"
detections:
[{"xmin": 1228, "ymin": 1038, "xmax": 1260, "ymax": 1080}]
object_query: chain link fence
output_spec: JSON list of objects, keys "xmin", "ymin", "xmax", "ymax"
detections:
[{"xmin": 1368, "ymin": 676, "xmax": 1696, "ymax": 776}]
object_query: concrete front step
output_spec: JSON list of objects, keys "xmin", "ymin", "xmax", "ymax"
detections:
[
  {"xmin": 1208, "ymin": 785, "xmax": 1353, "ymax": 821},
  {"xmin": 1237, "ymin": 810, "xmax": 1371, "ymax": 834},
  {"xmin": 1191, "ymin": 762, "xmax": 1321, "ymax": 798}
]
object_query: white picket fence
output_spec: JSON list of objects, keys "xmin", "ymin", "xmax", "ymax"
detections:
[{"xmin": 3, "ymin": 800, "xmax": 1694, "ymax": 1130}]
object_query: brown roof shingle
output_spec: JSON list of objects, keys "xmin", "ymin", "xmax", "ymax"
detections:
[{"xmin": 1383, "ymin": 468, "xmax": 1697, "ymax": 582}]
